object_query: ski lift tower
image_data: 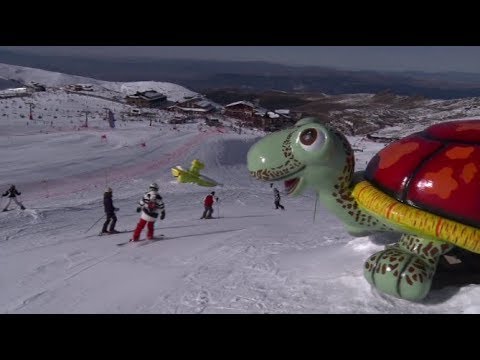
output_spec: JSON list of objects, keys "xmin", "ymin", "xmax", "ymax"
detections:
[
  {"xmin": 26, "ymin": 102, "xmax": 35, "ymax": 120},
  {"xmin": 81, "ymin": 110, "xmax": 91, "ymax": 128},
  {"xmin": 103, "ymin": 108, "xmax": 110, "ymax": 121}
]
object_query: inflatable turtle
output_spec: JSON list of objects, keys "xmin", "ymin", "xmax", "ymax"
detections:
[{"xmin": 247, "ymin": 117, "xmax": 480, "ymax": 301}]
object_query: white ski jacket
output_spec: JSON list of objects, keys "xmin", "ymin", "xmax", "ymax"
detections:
[{"xmin": 139, "ymin": 190, "xmax": 165, "ymax": 222}]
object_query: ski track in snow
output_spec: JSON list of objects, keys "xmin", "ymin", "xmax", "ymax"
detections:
[{"xmin": 2, "ymin": 150, "xmax": 479, "ymax": 313}]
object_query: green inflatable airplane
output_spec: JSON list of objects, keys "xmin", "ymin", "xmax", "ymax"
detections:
[{"xmin": 171, "ymin": 159, "xmax": 222, "ymax": 187}]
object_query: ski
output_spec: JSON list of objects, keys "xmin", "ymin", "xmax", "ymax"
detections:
[
  {"xmin": 116, "ymin": 238, "xmax": 142, "ymax": 246},
  {"xmin": 99, "ymin": 230, "xmax": 130, "ymax": 237},
  {"xmin": 137, "ymin": 235, "xmax": 165, "ymax": 246},
  {"xmin": 116, "ymin": 235, "xmax": 164, "ymax": 247},
  {"xmin": 116, "ymin": 241, "xmax": 133, "ymax": 247}
]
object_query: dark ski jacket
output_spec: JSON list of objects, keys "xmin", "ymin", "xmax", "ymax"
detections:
[
  {"xmin": 2, "ymin": 187, "xmax": 21, "ymax": 198},
  {"xmin": 103, "ymin": 192, "xmax": 115, "ymax": 215},
  {"xmin": 273, "ymin": 188, "xmax": 281, "ymax": 201}
]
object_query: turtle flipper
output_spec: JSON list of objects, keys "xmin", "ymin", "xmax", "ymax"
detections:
[{"xmin": 364, "ymin": 235, "xmax": 453, "ymax": 301}]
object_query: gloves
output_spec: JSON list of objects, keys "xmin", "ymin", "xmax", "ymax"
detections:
[
  {"xmin": 136, "ymin": 207, "xmax": 141, "ymax": 213},
  {"xmin": 115, "ymin": 207, "xmax": 119, "ymax": 211},
  {"xmin": 215, "ymin": 197, "xmax": 219, "ymax": 202},
  {"xmin": 160, "ymin": 211, "xmax": 165, "ymax": 220}
]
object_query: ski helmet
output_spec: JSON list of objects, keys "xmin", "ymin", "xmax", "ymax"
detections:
[
  {"xmin": 105, "ymin": 187, "xmax": 112, "ymax": 193},
  {"xmin": 149, "ymin": 183, "xmax": 159, "ymax": 191}
]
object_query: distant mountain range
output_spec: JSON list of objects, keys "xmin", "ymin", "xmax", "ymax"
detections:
[
  {"xmin": 2, "ymin": 62, "xmax": 480, "ymax": 139},
  {"xmin": 2, "ymin": 49, "xmax": 480, "ymax": 99}
]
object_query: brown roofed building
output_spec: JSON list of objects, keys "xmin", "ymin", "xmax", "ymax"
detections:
[
  {"xmin": 125, "ymin": 90, "xmax": 167, "ymax": 108},
  {"xmin": 171, "ymin": 97, "xmax": 217, "ymax": 114}
]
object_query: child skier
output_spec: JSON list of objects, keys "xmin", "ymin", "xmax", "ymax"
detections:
[
  {"xmin": 201, "ymin": 191, "xmax": 218, "ymax": 219},
  {"xmin": 2, "ymin": 184, "xmax": 26, "ymax": 211},
  {"xmin": 131, "ymin": 183, "xmax": 165, "ymax": 242},
  {"xmin": 270, "ymin": 183, "xmax": 285, "ymax": 210}
]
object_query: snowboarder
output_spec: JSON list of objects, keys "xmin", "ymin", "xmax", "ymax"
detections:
[
  {"xmin": 131, "ymin": 183, "xmax": 165, "ymax": 242},
  {"xmin": 2, "ymin": 184, "xmax": 25, "ymax": 211},
  {"xmin": 100, "ymin": 187, "xmax": 119, "ymax": 234},
  {"xmin": 201, "ymin": 191, "xmax": 218, "ymax": 219},
  {"xmin": 270, "ymin": 183, "xmax": 285, "ymax": 210}
]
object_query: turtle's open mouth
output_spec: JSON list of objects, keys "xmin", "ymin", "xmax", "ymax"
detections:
[{"xmin": 285, "ymin": 178, "xmax": 301, "ymax": 195}]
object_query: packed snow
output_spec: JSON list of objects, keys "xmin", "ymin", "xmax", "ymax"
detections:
[{"xmin": 1, "ymin": 65, "xmax": 480, "ymax": 314}]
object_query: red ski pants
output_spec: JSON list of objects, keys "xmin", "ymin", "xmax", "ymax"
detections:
[{"xmin": 132, "ymin": 219, "xmax": 154, "ymax": 241}]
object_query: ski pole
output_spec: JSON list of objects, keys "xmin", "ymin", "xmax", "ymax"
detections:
[
  {"xmin": 85, "ymin": 214, "xmax": 105, "ymax": 233},
  {"xmin": 313, "ymin": 196, "xmax": 318, "ymax": 223}
]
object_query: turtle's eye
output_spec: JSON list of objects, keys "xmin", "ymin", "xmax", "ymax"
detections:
[{"xmin": 298, "ymin": 128, "xmax": 325, "ymax": 151}]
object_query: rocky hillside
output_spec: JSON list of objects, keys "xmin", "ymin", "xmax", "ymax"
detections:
[{"xmin": 206, "ymin": 88, "xmax": 480, "ymax": 136}]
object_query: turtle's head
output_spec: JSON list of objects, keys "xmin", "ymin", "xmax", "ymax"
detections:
[{"xmin": 247, "ymin": 117, "xmax": 354, "ymax": 196}]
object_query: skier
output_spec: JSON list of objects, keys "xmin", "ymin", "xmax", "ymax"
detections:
[
  {"xmin": 2, "ymin": 184, "xmax": 25, "ymax": 211},
  {"xmin": 201, "ymin": 191, "xmax": 218, "ymax": 219},
  {"xmin": 100, "ymin": 187, "xmax": 119, "ymax": 235},
  {"xmin": 131, "ymin": 183, "xmax": 165, "ymax": 242},
  {"xmin": 270, "ymin": 183, "xmax": 285, "ymax": 210}
]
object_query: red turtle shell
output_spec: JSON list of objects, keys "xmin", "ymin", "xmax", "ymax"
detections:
[{"xmin": 365, "ymin": 119, "xmax": 480, "ymax": 228}]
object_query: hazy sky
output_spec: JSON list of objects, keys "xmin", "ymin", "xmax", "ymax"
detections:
[{"xmin": 2, "ymin": 46, "xmax": 480, "ymax": 73}]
